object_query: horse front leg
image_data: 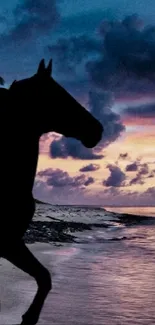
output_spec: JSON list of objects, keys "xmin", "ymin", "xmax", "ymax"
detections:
[{"xmin": 3, "ymin": 239, "xmax": 52, "ymax": 325}]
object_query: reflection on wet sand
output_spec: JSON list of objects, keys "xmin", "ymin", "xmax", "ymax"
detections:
[{"xmin": 1, "ymin": 238, "xmax": 155, "ymax": 325}]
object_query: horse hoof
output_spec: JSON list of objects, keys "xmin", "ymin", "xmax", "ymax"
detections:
[{"xmin": 20, "ymin": 312, "xmax": 39, "ymax": 325}]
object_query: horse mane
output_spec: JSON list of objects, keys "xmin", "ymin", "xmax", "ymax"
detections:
[{"xmin": 9, "ymin": 77, "xmax": 36, "ymax": 96}]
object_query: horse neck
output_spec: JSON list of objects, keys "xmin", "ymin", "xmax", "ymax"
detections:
[{"xmin": 2, "ymin": 87, "xmax": 41, "ymax": 199}]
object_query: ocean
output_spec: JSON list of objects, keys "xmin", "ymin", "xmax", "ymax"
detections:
[
  {"xmin": 0, "ymin": 204, "xmax": 155, "ymax": 324},
  {"xmin": 104, "ymin": 206, "xmax": 155, "ymax": 217}
]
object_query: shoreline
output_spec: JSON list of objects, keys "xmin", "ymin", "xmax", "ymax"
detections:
[{"xmin": 23, "ymin": 212, "xmax": 154, "ymax": 244}]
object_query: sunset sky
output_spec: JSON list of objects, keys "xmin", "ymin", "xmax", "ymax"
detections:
[{"xmin": 0, "ymin": 0, "xmax": 155, "ymax": 206}]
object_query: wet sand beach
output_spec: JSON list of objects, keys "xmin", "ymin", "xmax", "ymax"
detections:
[
  {"xmin": 1, "ymin": 236, "xmax": 155, "ymax": 325},
  {"xmin": 1, "ymin": 205, "xmax": 155, "ymax": 324}
]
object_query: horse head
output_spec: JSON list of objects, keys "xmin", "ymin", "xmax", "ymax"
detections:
[{"xmin": 9, "ymin": 58, "xmax": 103, "ymax": 148}]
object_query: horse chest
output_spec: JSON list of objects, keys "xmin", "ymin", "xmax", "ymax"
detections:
[
  {"xmin": 1, "ymin": 131, "xmax": 39, "ymax": 196},
  {"xmin": 18, "ymin": 136, "xmax": 39, "ymax": 183}
]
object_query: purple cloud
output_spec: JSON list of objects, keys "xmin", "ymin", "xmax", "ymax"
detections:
[
  {"xmin": 138, "ymin": 163, "xmax": 149, "ymax": 175},
  {"xmin": 123, "ymin": 103, "xmax": 155, "ymax": 119},
  {"xmin": 79, "ymin": 163, "xmax": 100, "ymax": 172},
  {"xmin": 145, "ymin": 186, "xmax": 155, "ymax": 197},
  {"xmin": 126, "ymin": 162, "xmax": 138, "ymax": 171},
  {"xmin": 103, "ymin": 164, "xmax": 126, "ymax": 187},
  {"xmin": 37, "ymin": 168, "xmax": 94, "ymax": 188},
  {"xmin": 33, "ymin": 180, "xmax": 155, "ymax": 206},
  {"xmin": 50, "ymin": 137, "xmax": 104, "ymax": 160},
  {"xmin": 84, "ymin": 177, "xmax": 94, "ymax": 186},
  {"xmin": 129, "ymin": 174, "xmax": 144, "ymax": 185},
  {"xmin": 126, "ymin": 162, "xmax": 149, "ymax": 185}
]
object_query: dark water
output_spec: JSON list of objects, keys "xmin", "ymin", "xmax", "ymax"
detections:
[{"xmin": 0, "ymin": 205, "xmax": 155, "ymax": 324}]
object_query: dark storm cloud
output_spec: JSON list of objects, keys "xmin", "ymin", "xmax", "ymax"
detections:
[
  {"xmin": 0, "ymin": 0, "xmax": 60, "ymax": 46},
  {"xmin": 0, "ymin": 13, "xmax": 7, "ymax": 24},
  {"xmin": 86, "ymin": 14, "xmax": 155, "ymax": 94},
  {"xmin": 46, "ymin": 35, "xmax": 101, "ymax": 74},
  {"xmin": 88, "ymin": 91, "xmax": 125, "ymax": 147},
  {"xmin": 126, "ymin": 162, "xmax": 139, "ymax": 171},
  {"xmin": 123, "ymin": 103, "xmax": 155, "ymax": 118},
  {"xmin": 50, "ymin": 137, "xmax": 104, "ymax": 160},
  {"xmin": 79, "ymin": 163, "xmax": 100, "ymax": 172},
  {"xmin": 44, "ymin": 13, "xmax": 155, "ymax": 95},
  {"xmin": 103, "ymin": 164, "xmax": 126, "ymax": 187},
  {"xmin": 37, "ymin": 168, "xmax": 94, "ymax": 188},
  {"xmin": 49, "ymin": 90, "xmax": 125, "ymax": 160},
  {"xmin": 14, "ymin": 0, "xmax": 60, "ymax": 36}
]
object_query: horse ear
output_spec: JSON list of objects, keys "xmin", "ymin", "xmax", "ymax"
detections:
[
  {"xmin": 0, "ymin": 76, "xmax": 5, "ymax": 86},
  {"xmin": 37, "ymin": 59, "xmax": 46, "ymax": 75},
  {"xmin": 46, "ymin": 59, "xmax": 52, "ymax": 77},
  {"xmin": 10, "ymin": 79, "xmax": 17, "ymax": 89}
]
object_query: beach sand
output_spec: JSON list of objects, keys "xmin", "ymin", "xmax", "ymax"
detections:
[{"xmin": 0, "ymin": 242, "xmax": 82, "ymax": 325}]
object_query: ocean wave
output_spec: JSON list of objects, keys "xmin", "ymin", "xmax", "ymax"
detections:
[{"xmin": 74, "ymin": 234, "xmax": 146, "ymax": 244}]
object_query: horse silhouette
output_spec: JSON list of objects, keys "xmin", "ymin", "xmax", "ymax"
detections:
[{"xmin": 0, "ymin": 58, "xmax": 103, "ymax": 324}]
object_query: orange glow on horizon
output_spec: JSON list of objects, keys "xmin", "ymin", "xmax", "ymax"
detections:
[
  {"xmin": 36, "ymin": 92, "xmax": 155, "ymax": 203},
  {"xmin": 122, "ymin": 117, "xmax": 155, "ymax": 126}
]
